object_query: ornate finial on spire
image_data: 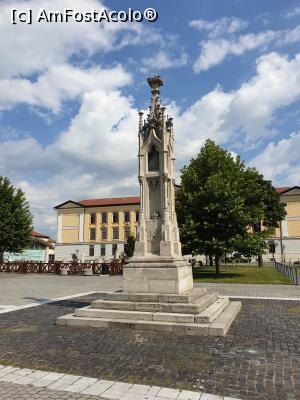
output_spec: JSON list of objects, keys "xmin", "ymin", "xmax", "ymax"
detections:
[
  {"xmin": 147, "ymin": 75, "xmax": 164, "ymax": 91},
  {"xmin": 147, "ymin": 75, "xmax": 163, "ymax": 120}
]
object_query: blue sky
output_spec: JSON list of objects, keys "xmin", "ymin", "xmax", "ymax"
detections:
[{"xmin": 0, "ymin": 0, "xmax": 300, "ymax": 236}]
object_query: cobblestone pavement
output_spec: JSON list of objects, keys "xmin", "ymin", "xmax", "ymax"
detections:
[
  {"xmin": 0, "ymin": 368, "xmax": 238, "ymax": 400},
  {"xmin": 0, "ymin": 294, "xmax": 299, "ymax": 400},
  {"xmin": 195, "ymin": 283, "xmax": 300, "ymax": 299}
]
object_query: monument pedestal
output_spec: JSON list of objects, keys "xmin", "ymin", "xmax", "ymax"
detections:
[{"xmin": 122, "ymin": 256, "xmax": 193, "ymax": 294}]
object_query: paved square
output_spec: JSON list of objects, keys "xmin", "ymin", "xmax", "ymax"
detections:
[{"xmin": 0, "ymin": 289, "xmax": 299, "ymax": 399}]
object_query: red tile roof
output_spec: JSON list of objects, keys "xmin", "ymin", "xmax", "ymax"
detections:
[
  {"xmin": 31, "ymin": 230, "xmax": 49, "ymax": 238},
  {"xmin": 31, "ymin": 231, "xmax": 55, "ymax": 245},
  {"xmin": 275, "ymin": 187, "xmax": 290, "ymax": 194},
  {"xmin": 79, "ymin": 197, "xmax": 140, "ymax": 207}
]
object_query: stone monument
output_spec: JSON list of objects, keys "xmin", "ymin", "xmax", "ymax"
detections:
[
  {"xmin": 123, "ymin": 75, "xmax": 193, "ymax": 295},
  {"xmin": 57, "ymin": 76, "xmax": 241, "ymax": 336}
]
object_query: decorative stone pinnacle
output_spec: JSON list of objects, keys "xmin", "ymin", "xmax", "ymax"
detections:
[{"xmin": 147, "ymin": 75, "xmax": 164, "ymax": 91}]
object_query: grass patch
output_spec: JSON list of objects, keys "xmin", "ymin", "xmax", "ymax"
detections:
[
  {"xmin": 1, "ymin": 324, "xmax": 39, "ymax": 333},
  {"xmin": 287, "ymin": 305, "xmax": 300, "ymax": 314},
  {"xmin": 172, "ymin": 352, "xmax": 213, "ymax": 372},
  {"xmin": 0, "ymin": 358, "xmax": 54, "ymax": 371},
  {"xmin": 193, "ymin": 266, "xmax": 292, "ymax": 284}
]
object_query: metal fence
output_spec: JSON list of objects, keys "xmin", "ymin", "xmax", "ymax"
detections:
[
  {"xmin": 0, "ymin": 261, "xmax": 124, "ymax": 276},
  {"xmin": 274, "ymin": 261, "xmax": 299, "ymax": 285}
]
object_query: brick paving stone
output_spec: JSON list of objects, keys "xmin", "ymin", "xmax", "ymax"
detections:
[
  {"xmin": 64, "ymin": 377, "xmax": 98, "ymax": 393},
  {"xmin": 177, "ymin": 390, "xmax": 201, "ymax": 399},
  {"xmin": 0, "ymin": 294, "xmax": 299, "ymax": 399},
  {"xmin": 157, "ymin": 387, "xmax": 180, "ymax": 398}
]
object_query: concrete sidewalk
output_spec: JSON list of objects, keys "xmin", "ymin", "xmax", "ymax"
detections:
[
  {"xmin": 0, "ymin": 365, "xmax": 240, "ymax": 400},
  {"xmin": 0, "ymin": 274, "xmax": 122, "ymax": 307}
]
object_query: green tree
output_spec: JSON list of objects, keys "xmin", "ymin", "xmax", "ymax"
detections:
[
  {"xmin": 176, "ymin": 140, "xmax": 285, "ymax": 274},
  {"xmin": 0, "ymin": 176, "xmax": 33, "ymax": 263}
]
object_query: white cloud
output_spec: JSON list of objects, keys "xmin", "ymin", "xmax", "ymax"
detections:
[
  {"xmin": 1, "ymin": 89, "xmax": 140, "ymax": 235},
  {"xmin": 0, "ymin": 63, "xmax": 131, "ymax": 113},
  {"xmin": 0, "ymin": 0, "xmax": 164, "ymax": 113},
  {"xmin": 250, "ymin": 132, "xmax": 300, "ymax": 185},
  {"xmin": 141, "ymin": 50, "xmax": 189, "ymax": 71},
  {"xmin": 0, "ymin": 0, "xmax": 160, "ymax": 80},
  {"xmin": 193, "ymin": 30, "xmax": 279, "ymax": 72},
  {"xmin": 283, "ymin": 6, "xmax": 300, "ymax": 19},
  {"xmin": 174, "ymin": 52, "xmax": 300, "ymax": 159},
  {"xmin": 3, "ymin": 52, "xmax": 300, "ymax": 235},
  {"xmin": 189, "ymin": 17, "xmax": 248, "ymax": 38},
  {"xmin": 223, "ymin": 53, "xmax": 300, "ymax": 140},
  {"xmin": 191, "ymin": 13, "xmax": 300, "ymax": 72},
  {"xmin": 280, "ymin": 24, "xmax": 300, "ymax": 45}
]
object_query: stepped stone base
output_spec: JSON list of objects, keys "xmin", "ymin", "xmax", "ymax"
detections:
[
  {"xmin": 122, "ymin": 256, "xmax": 194, "ymax": 294},
  {"xmin": 57, "ymin": 288, "xmax": 241, "ymax": 337}
]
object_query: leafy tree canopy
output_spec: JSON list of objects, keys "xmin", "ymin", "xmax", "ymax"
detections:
[
  {"xmin": 0, "ymin": 176, "xmax": 33, "ymax": 262},
  {"xmin": 176, "ymin": 140, "xmax": 286, "ymax": 273}
]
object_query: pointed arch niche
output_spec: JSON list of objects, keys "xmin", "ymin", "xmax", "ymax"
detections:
[{"xmin": 148, "ymin": 145, "xmax": 159, "ymax": 172}]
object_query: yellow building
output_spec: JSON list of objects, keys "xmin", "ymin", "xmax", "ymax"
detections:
[
  {"xmin": 266, "ymin": 186, "xmax": 300, "ymax": 262},
  {"xmin": 54, "ymin": 187, "xmax": 300, "ymax": 262},
  {"xmin": 54, "ymin": 197, "xmax": 140, "ymax": 261}
]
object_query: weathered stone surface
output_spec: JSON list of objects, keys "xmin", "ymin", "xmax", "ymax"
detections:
[
  {"xmin": 148, "ymin": 279, "xmax": 177, "ymax": 294},
  {"xmin": 82, "ymin": 379, "xmax": 114, "ymax": 395},
  {"xmin": 92, "ymin": 300, "xmax": 136, "ymax": 311},
  {"xmin": 195, "ymin": 297, "xmax": 229, "ymax": 323},
  {"xmin": 152, "ymin": 312, "xmax": 194, "ymax": 323},
  {"xmin": 89, "ymin": 318, "xmax": 110, "ymax": 328},
  {"xmin": 209, "ymin": 301, "xmax": 241, "ymax": 336},
  {"xmin": 123, "ymin": 264, "xmax": 193, "ymax": 295},
  {"xmin": 77, "ymin": 308, "xmax": 153, "ymax": 321}
]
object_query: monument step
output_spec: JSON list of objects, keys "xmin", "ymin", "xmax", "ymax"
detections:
[
  {"xmin": 208, "ymin": 301, "xmax": 242, "ymax": 336},
  {"xmin": 57, "ymin": 314, "xmax": 209, "ymax": 335},
  {"xmin": 195, "ymin": 297, "xmax": 229, "ymax": 323},
  {"xmin": 76, "ymin": 307, "xmax": 195, "ymax": 323},
  {"xmin": 95, "ymin": 287, "xmax": 207, "ymax": 304},
  {"xmin": 57, "ymin": 301, "xmax": 241, "ymax": 336},
  {"xmin": 91, "ymin": 293, "xmax": 217, "ymax": 314}
]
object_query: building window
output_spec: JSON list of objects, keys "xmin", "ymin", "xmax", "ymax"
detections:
[
  {"xmin": 101, "ymin": 228, "xmax": 107, "ymax": 240},
  {"xmin": 113, "ymin": 227, "xmax": 119, "ymax": 240},
  {"xmin": 136, "ymin": 211, "xmax": 139, "ymax": 222},
  {"xmin": 124, "ymin": 227, "xmax": 130, "ymax": 239},
  {"xmin": 113, "ymin": 212, "xmax": 119, "ymax": 223},
  {"xmin": 112, "ymin": 244, "xmax": 118, "ymax": 256},
  {"xmin": 148, "ymin": 145, "xmax": 159, "ymax": 172},
  {"xmin": 101, "ymin": 212, "xmax": 107, "ymax": 224},
  {"xmin": 89, "ymin": 245, "xmax": 94, "ymax": 257},
  {"xmin": 90, "ymin": 213, "xmax": 96, "ymax": 224},
  {"xmin": 101, "ymin": 245, "xmax": 106, "ymax": 256},
  {"xmin": 90, "ymin": 228, "xmax": 96, "ymax": 240},
  {"xmin": 124, "ymin": 211, "xmax": 130, "ymax": 223}
]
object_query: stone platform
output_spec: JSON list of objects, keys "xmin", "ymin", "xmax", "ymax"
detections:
[
  {"xmin": 122, "ymin": 256, "xmax": 194, "ymax": 294},
  {"xmin": 57, "ymin": 288, "xmax": 241, "ymax": 336}
]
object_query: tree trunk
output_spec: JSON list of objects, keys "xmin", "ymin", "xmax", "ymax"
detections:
[
  {"xmin": 258, "ymin": 255, "xmax": 263, "ymax": 268},
  {"xmin": 0, "ymin": 252, "xmax": 4, "ymax": 264},
  {"xmin": 215, "ymin": 254, "xmax": 221, "ymax": 275},
  {"xmin": 209, "ymin": 254, "xmax": 213, "ymax": 266}
]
